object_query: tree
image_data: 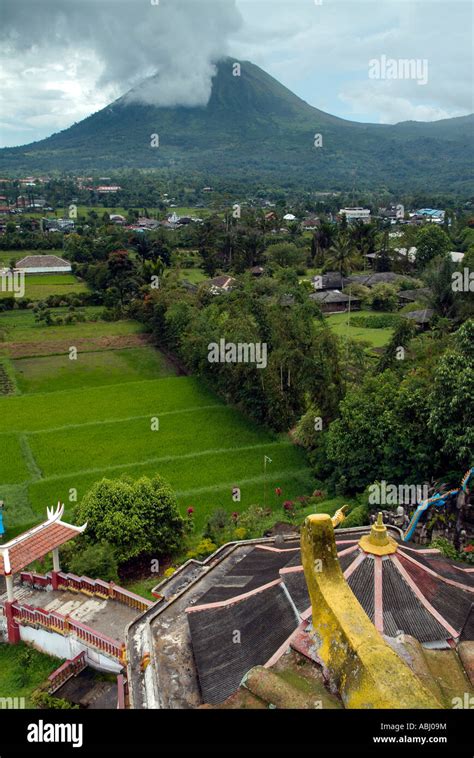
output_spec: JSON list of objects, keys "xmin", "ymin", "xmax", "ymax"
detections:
[
  {"xmin": 312, "ymin": 220, "xmax": 336, "ymax": 266},
  {"xmin": 422, "ymin": 255, "xmax": 459, "ymax": 318},
  {"xmin": 415, "ymin": 225, "xmax": 451, "ymax": 270},
  {"xmin": 196, "ymin": 217, "xmax": 222, "ymax": 276},
  {"xmin": 325, "ymin": 233, "xmax": 360, "ymax": 277},
  {"xmin": 374, "ymin": 230, "xmax": 391, "ymax": 272},
  {"xmin": 320, "ymin": 370, "xmax": 435, "ymax": 492},
  {"xmin": 75, "ymin": 475, "xmax": 185, "ymax": 564},
  {"xmin": 133, "ymin": 234, "xmax": 152, "ymax": 263},
  {"xmin": 377, "ymin": 319, "xmax": 415, "ymax": 373},
  {"xmin": 428, "ymin": 320, "xmax": 474, "ymax": 467},
  {"xmin": 265, "ymin": 242, "xmax": 305, "ymax": 269},
  {"xmin": 104, "ymin": 249, "xmax": 141, "ymax": 311}
]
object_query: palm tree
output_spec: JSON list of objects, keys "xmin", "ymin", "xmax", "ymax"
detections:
[
  {"xmin": 312, "ymin": 221, "xmax": 336, "ymax": 266},
  {"xmin": 326, "ymin": 233, "xmax": 363, "ymax": 364},
  {"xmin": 422, "ymin": 256, "xmax": 458, "ymax": 318},
  {"xmin": 325, "ymin": 233, "xmax": 361, "ymax": 278}
]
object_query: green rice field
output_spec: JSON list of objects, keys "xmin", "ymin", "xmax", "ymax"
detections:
[
  {"xmin": 12, "ymin": 347, "xmax": 175, "ymax": 394},
  {"xmin": 0, "ymin": 273, "xmax": 88, "ymax": 301},
  {"xmin": 0, "ymin": 307, "xmax": 143, "ymax": 347},
  {"xmin": 0, "ymin": 352, "xmax": 315, "ymax": 538}
]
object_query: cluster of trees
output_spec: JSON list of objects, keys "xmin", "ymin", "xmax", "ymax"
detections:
[
  {"xmin": 137, "ymin": 273, "xmax": 347, "ymax": 431},
  {"xmin": 298, "ymin": 320, "xmax": 473, "ymax": 493},
  {"xmin": 0, "ymin": 229, "xmax": 63, "ymax": 250}
]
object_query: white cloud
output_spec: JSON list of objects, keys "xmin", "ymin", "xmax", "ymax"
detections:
[{"xmin": 0, "ymin": 0, "xmax": 471, "ymax": 146}]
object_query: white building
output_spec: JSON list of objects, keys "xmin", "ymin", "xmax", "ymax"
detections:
[
  {"xmin": 15, "ymin": 255, "xmax": 72, "ymax": 275},
  {"xmin": 339, "ymin": 208, "xmax": 371, "ymax": 224}
]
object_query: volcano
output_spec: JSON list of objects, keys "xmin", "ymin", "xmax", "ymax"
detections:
[{"xmin": 1, "ymin": 59, "xmax": 472, "ymax": 191}]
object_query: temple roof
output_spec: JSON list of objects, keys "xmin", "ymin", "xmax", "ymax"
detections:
[
  {"xmin": 0, "ymin": 504, "xmax": 86, "ymax": 576},
  {"xmin": 173, "ymin": 526, "xmax": 474, "ymax": 704}
]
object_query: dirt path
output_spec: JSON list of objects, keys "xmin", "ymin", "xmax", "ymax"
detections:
[{"xmin": 1, "ymin": 333, "xmax": 153, "ymax": 358}]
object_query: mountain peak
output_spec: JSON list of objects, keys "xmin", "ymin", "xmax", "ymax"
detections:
[{"xmin": 1, "ymin": 59, "xmax": 472, "ymax": 193}]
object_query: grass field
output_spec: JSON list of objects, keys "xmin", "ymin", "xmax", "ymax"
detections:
[
  {"xmin": 326, "ymin": 310, "xmax": 395, "ymax": 348},
  {"xmin": 0, "ymin": 307, "xmax": 144, "ymax": 347},
  {"xmin": 0, "ymin": 643, "xmax": 61, "ymax": 707},
  {"xmin": 13, "ymin": 347, "xmax": 175, "ymax": 393},
  {"xmin": 177, "ymin": 267, "xmax": 207, "ymax": 284},
  {"xmin": 0, "ymin": 273, "xmax": 88, "ymax": 301},
  {"xmin": 0, "ymin": 372, "xmax": 315, "ymax": 538}
]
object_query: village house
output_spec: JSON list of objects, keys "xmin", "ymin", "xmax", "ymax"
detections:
[
  {"xmin": 96, "ymin": 185, "xmax": 122, "ymax": 194},
  {"xmin": 378, "ymin": 205, "xmax": 404, "ymax": 223},
  {"xmin": 301, "ymin": 217, "xmax": 320, "ymax": 230},
  {"xmin": 310, "ymin": 289, "xmax": 361, "ymax": 313},
  {"xmin": 397, "ymin": 288, "xmax": 431, "ymax": 307},
  {"xmin": 344, "ymin": 271, "xmax": 410, "ymax": 288},
  {"xmin": 402, "ymin": 308, "xmax": 435, "ymax": 330},
  {"xmin": 203, "ymin": 275, "xmax": 238, "ymax": 295},
  {"xmin": 312, "ymin": 271, "xmax": 345, "ymax": 291},
  {"xmin": 15, "ymin": 255, "xmax": 72, "ymax": 275},
  {"xmin": 412, "ymin": 208, "xmax": 445, "ymax": 224}
]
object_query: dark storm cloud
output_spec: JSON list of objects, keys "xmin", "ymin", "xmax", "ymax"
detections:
[{"xmin": 1, "ymin": 0, "xmax": 243, "ymax": 106}]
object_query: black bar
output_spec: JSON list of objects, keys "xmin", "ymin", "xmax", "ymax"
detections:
[{"xmin": 0, "ymin": 708, "xmax": 471, "ymax": 756}]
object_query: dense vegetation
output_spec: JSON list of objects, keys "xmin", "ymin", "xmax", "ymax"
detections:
[{"xmin": 1, "ymin": 171, "xmax": 473, "ymax": 579}]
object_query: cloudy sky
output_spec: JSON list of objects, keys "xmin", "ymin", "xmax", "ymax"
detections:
[{"xmin": 0, "ymin": 0, "xmax": 472, "ymax": 147}]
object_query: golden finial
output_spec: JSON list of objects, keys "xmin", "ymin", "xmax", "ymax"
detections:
[{"xmin": 359, "ymin": 512, "xmax": 398, "ymax": 555}]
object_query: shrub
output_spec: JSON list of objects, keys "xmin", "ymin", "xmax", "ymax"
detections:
[
  {"xmin": 365, "ymin": 283, "xmax": 399, "ymax": 312},
  {"xmin": 67, "ymin": 541, "xmax": 119, "ymax": 582},
  {"xmin": 430, "ymin": 537, "xmax": 459, "ymax": 561},
  {"xmin": 31, "ymin": 691, "xmax": 78, "ymax": 709},
  {"xmin": 75, "ymin": 475, "xmax": 185, "ymax": 565},
  {"xmin": 204, "ymin": 508, "xmax": 233, "ymax": 544},
  {"xmin": 350, "ymin": 314, "xmax": 401, "ymax": 329},
  {"xmin": 186, "ymin": 538, "xmax": 217, "ymax": 560}
]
